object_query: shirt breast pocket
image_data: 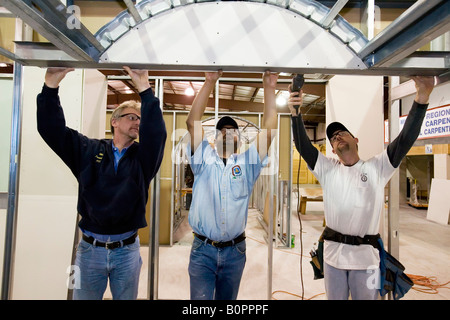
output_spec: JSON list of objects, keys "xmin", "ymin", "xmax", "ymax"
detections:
[
  {"xmin": 355, "ymin": 173, "xmax": 369, "ymax": 207},
  {"xmin": 230, "ymin": 176, "xmax": 249, "ymax": 200}
]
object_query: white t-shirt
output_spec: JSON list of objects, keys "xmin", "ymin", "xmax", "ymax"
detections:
[{"xmin": 311, "ymin": 150, "xmax": 396, "ymax": 270}]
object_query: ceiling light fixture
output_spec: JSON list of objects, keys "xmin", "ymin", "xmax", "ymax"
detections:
[
  {"xmin": 276, "ymin": 91, "xmax": 290, "ymax": 107},
  {"xmin": 185, "ymin": 87, "xmax": 195, "ymax": 96}
]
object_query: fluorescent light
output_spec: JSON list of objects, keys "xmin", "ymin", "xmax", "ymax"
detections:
[
  {"xmin": 276, "ymin": 91, "xmax": 290, "ymax": 107},
  {"xmin": 276, "ymin": 95, "xmax": 287, "ymax": 107},
  {"xmin": 185, "ymin": 87, "xmax": 195, "ymax": 96}
]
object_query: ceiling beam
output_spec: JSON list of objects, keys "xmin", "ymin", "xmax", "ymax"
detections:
[
  {"xmin": 360, "ymin": 0, "xmax": 450, "ymax": 68},
  {"xmin": 108, "ymin": 92, "xmax": 265, "ymax": 111},
  {"xmin": 9, "ymin": 35, "xmax": 448, "ymax": 78},
  {"xmin": 0, "ymin": 0, "xmax": 103, "ymax": 61},
  {"xmin": 388, "ymin": 51, "xmax": 449, "ymax": 70},
  {"xmin": 0, "ymin": 46, "xmax": 26, "ymax": 65},
  {"xmin": 358, "ymin": 0, "xmax": 443, "ymax": 58},
  {"xmin": 220, "ymin": 81, "xmax": 326, "ymax": 97}
]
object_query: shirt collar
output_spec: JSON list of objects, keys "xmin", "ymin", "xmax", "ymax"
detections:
[
  {"xmin": 112, "ymin": 141, "xmax": 129, "ymax": 154},
  {"xmin": 213, "ymin": 149, "xmax": 238, "ymax": 166},
  {"xmin": 213, "ymin": 146, "xmax": 238, "ymax": 159}
]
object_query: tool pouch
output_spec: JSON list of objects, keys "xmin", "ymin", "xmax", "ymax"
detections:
[
  {"xmin": 377, "ymin": 238, "xmax": 414, "ymax": 300},
  {"xmin": 310, "ymin": 234, "xmax": 324, "ymax": 280}
]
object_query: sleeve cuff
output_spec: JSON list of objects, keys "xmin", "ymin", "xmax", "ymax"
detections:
[
  {"xmin": 139, "ymin": 87, "xmax": 154, "ymax": 98},
  {"xmin": 42, "ymin": 83, "xmax": 60, "ymax": 95},
  {"xmin": 413, "ymin": 101, "xmax": 429, "ymax": 109}
]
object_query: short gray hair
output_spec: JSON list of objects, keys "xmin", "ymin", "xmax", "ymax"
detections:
[{"xmin": 110, "ymin": 100, "xmax": 141, "ymax": 135}]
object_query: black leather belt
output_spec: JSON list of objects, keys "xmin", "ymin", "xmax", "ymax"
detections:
[
  {"xmin": 322, "ymin": 226, "xmax": 380, "ymax": 249},
  {"xmin": 194, "ymin": 232, "xmax": 246, "ymax": 248},
  {"xmin": 82, "ymin": 233, "xmax": 138, "ymax": 250}
]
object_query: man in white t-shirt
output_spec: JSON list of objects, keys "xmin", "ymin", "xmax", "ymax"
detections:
[{"xmin": 288, "ymin": 76, "xmax": 435, "ymax": 299}]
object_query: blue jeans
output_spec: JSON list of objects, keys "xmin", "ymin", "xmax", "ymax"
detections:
[
  {"xmin": 72, "ymin": 236, "xmax": 142, "ymax": 300},
  {"xmin": 188, "ymin": 236, "xmax": 246, "ymax": 300}
]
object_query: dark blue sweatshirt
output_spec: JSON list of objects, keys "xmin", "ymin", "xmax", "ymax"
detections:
[{"xmin": 37, "ymin": 84, "xmax": 167, "ymax": 234}]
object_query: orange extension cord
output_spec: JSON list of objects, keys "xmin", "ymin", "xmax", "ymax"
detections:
[
  {"xmin": 271, "ymin": 290, "xmax": 325, "ymax": 300},
  {"xmin": 407, "ymin": 274, "xmax": 450, "ymax": 295}
]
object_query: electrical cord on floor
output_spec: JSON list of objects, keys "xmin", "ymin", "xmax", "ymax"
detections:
[
  {"xmin": 407, "ymin": 274, "xmax": 450, "ymax": 295},
  {"xmin": 246, "ymin": 234, "xmax": 324, "ymax": 300},
  {"xmin": 296, "ymin": 156, "xmax": 305, "ymax": 300},
  {"xmin": 272, "ymin": 290, "xmax": 324, "ymax": 300}
]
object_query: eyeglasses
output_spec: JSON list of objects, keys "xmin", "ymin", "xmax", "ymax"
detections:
[
  {"xmin": 330, "ymin": 130, "xmax": 349, "ymax": 143},
  {"xmin": 119, "ymin": 113, "xmax": 141, "ymax": 121}
]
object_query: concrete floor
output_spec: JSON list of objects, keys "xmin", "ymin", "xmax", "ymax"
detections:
[{"xmin": 106, "ymin": 193, "xmax": 450, "ymax": 300}]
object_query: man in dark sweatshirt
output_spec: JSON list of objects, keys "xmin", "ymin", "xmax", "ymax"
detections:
[
  {"xmin": 37, "ymin": 67, "xmax": 166, "ymax": 300},
  {"xmin": 288, "ymin": 76, "xmax": 434, "ymax": 300}
]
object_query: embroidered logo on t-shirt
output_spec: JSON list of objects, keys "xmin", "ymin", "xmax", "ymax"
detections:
[
  {"xmin": 232, "ymin": 165, "xmax": 242, "ymax": 177},
  {"xmin": 360, "ymin": 173, "xmax": 368, "ymax": 182}
]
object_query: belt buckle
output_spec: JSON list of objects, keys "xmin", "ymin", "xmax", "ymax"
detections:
[
  {"xmin": 105, "ymin": 241, "xmax": 117, "ymax": 250},
  {"xmin": 343, "ymin": 235, "xmax": 353, "ymax": 245},
  {"xmin": 342, "ymin": 235, "xmax": 348, "ymax": 244},
  {"xmin": 211, "ymin": 240, "xmax": 220, "ymax": 248}
]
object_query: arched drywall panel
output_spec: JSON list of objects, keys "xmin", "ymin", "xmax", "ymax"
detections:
[{"xmin": 96, "ymin": 1, "xmax": 368, "ymax": 73}]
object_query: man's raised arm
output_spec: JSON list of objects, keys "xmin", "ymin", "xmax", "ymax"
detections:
[
  {"xmin": 257, "ymin": 71, "xmax": 279, "ymax": 160},
  {"xmin": 123, "ymin": 66, "xmax": 167, "ymax": 182},
  {"xmin": 186, "ymin": 71, "xmax": 222, "ymax": 154},
  {"xmin": 288, "ymin": 87, "xmax": 319, "ymax": 170},
  {"xmin": 387, "ymin": 76, "xmax": 435, "ymax": 168}
]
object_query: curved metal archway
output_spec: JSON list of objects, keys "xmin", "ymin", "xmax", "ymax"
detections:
[{"xmin": 95, "ymin": 0, "xmax": 369, "ymax": 73}]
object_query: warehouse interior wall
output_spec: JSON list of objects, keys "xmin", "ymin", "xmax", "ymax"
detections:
[{"xmin": 10, "ymin": 67, "xmax": 107, "ymax": 299}]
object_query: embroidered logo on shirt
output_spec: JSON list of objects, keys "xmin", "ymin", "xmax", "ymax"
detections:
[
  {"xmin": 360, "ymin": 173, "xmax": 368, "ymax": 182},
  {"xmin": 232, "ymin": 165, "xmax": 242, "ymax": 177},
  {"xmin": 95, "ymin": 152, "xmax": 104, "ymax": 163}
]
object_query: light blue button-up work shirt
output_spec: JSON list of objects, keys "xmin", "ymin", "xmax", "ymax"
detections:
[{"xmin": 187, "ymin": 138, "xmax": 268, "ymax": 242}]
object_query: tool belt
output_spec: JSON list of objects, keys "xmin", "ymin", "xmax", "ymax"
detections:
[
  {"xmin": 310, "ymin": 227, "xmax": 413, "ymax": 299},
  {"xmin": 322, "ymin": 226, "xmax": 381, "ymax": 249},
  {"xmin": 194, "ymin": 232, "xmax": 246, "ymax": 248}
]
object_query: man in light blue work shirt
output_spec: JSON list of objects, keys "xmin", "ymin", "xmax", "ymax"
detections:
[{"xmin": 185, "ymin": 70, "xmax": 279, "ymax": 300}]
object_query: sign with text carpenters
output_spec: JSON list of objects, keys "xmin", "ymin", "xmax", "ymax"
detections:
[{"xmin": 385, "ymin": 104, "xmax": 450, "ymax": 143}]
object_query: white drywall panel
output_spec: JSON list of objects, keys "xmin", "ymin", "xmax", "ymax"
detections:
[
  {"xmin": 427, "ymin": 178, "xmax": 450, "ymax": 225},
  {"xmin": 12, "ymin": 67, "xmax": 81, "ymax": 299},
  {"xmin": 325, "ymin": 75, "xmax": 384, "ymax": 161}
]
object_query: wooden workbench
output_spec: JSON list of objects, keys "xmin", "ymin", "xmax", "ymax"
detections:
[{"xmin": 298, "ymin": 187, "xmax": 323, "ymax": 215}]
